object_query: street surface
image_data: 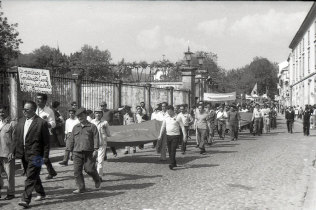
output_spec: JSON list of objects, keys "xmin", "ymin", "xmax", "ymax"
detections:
[{"xmin": 1, "ymin": 116, "xmax": 316, "ymax": 210}]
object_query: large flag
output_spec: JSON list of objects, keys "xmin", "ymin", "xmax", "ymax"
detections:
[
  {"xmin": 239, "ymin": 112, "xmax": 253, "ymax": 127},
  {"xmin": 107, "ymin": 120, "xmax": 162, "ymax": 147},
  {"xmin": 251, "ymin": 83, "xmax": 258, "ymax": 97}
]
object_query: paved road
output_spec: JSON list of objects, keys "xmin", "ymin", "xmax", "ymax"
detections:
[{"xmin": 1, "ymin": 116, "xmax": 316, "ymax": 210}]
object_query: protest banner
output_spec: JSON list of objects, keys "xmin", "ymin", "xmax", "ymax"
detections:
[
  {"xmin": 18, "ymin": 67, "xmax": 52, "ymax": 94},
  {"xmin": 204, "ymin": 92, "xmax": 236, "ymax": 102},
  {"xmin": 107, "ymin": 120, "xmax": 162, "ymax": 147}
]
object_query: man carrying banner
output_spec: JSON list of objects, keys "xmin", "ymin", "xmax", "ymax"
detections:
[
  {"xmin": 36, "ymin": 93, "xmax": 58, "ymax": 180},
  {"xmin": 158, "ymin": 105, "xmax": 186, "ymax": 170}
]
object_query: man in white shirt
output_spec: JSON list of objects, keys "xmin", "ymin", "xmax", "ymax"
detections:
[
  {"xmin": 158, "ymin": 105, "xmax": 186, "ymax": 170},
  {"xmin": 59, "ymin": 109, "xmax": 79, "ymax": 166},
  {"xmin": 156, "ymin": 102, "xmax": 169, "ymax": 161},
  {"xmin": 216, "ymin": 107, "xmax": 227, "ymax": 139},
  {"xmin": 36, "ymin": 93, "xmax": 57, "ymax": 180}
]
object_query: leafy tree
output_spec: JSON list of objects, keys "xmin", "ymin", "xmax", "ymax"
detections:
[
  {"xmin": 0, "ymin": 2, "xmax": 23, "ymax": 71},
  {"xmin": 69, "ymin": 45, "xmax": 112, "ymax": 80}
]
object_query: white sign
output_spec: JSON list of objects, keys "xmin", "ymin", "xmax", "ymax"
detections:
[
  {"xmin": 204, "ymin": 92, "xmax": 236, "ymax": 101},
  {"xmin": 18, "ymin": 67, "xmax": 52, "ymax": 94}
]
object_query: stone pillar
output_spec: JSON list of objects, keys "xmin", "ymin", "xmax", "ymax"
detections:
[
  {"xmin": 72, "ymin": 73, "xmax": 82, "ymax": 108},
  {"xmin": 9, "ymin": 76, "xmax": 20, "ymax": 120},
  {"xmin": 166, "ymin": 86, "xmax": 174, "ymax": 106},
  {"xmin": 113, "ymin": 80, "xmax": 122, "ymax": 109},
  {"xmin": 144, "ymin": 83, "xmax": 151, "ymax": 114},
  {"xmin": 181, "ymin": 66, "xmax": 196, "ymax": 107}
]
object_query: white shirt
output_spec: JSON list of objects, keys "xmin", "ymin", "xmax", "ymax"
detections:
[
  {"xmin": 65, "ymin": 118, "xmax": 79, "ymax": 134},
  {"xmin": 24, "ymin": 116, "xmax": 35, "ymax": 145},
  {"xmin": 91, "ymin": 119, "xmax": 111, "ymax": 145},
  {"xmin": 156, "ymin": 111, "xmax": 169, "ymax": 121},
  {"xmin": 162, "ymin": 115, "xmax": 182, "ymax": 136},
  {"xmin": 0, "ymin": 119, "xmax": 4, "ymax": 130},
  {"xmin": 36, "ymin": 105, "xmax": 56, "ymax": 128},
  {"xmin": 252, "ymin": 108, "xmax": 262, "ymax": 119},
  {"xmin": 177, "ymin": 112, "xmax": 192, "ymax": 127},
  {"xmin": 151, "ymin": 111, "xmax": 160, "ymax": 120}
]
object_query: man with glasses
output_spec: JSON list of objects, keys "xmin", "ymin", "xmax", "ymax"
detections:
[
  {"xmin": 0, "ymin": 105, "xmax": 17, "ymax": 200},
  {"xmin": 36, "ymin": 93, "xmax": 57, "ymax": 180},
  {"xmin": 16, "ymin": 101, "xmax": 50, "ymax": 208}
]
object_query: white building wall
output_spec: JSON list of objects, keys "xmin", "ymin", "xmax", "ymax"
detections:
[{"xmin": 289, "ymin": 19, "xmax": 316, "ymax": 107}]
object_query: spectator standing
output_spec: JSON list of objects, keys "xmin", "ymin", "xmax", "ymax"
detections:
[
  {"xmin": 157, "ymin": 102, "xmax": 169, "ymax": 161},
  {"xmin": 35, "ymin": 93, "xmax": 57, "ymax": 180},
  {"xmin": 252, "ymin": 104, "xmax": 262, "ymax": 136},
  {"xmin": 216, "ymin": 107, "xmax": 226, "ymax": 139},
  {"xmin": 0, "ymin": 105, "xmax": 16, "ymax": 200},
  {"xmin": 68, "ymin": 108, "xmax": 101, "ymax": 194}
]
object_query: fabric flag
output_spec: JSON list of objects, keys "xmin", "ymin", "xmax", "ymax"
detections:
[
  {"xmin": 107, "ymin": 120, "xmax": 162, "ymax": 147},
  {"xmin": 245, "ymin": 94, "xmax": 255, "ymax": 101},
  {"xmin": 204, "ymin": 92, "xmax": 236, "ymax": 101},
  {"xmin": 251, "ymin": 83, "xmax": 258, "ymax": 97}
]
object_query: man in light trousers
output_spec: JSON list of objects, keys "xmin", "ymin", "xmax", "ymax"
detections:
[{"xmin": 91, "ymin": 108, "xmax": 111, "ymax": 181}]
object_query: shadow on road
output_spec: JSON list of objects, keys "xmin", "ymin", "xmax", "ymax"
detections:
[
  {"xmin": 106, "ymin": 172, "xmax": 162, "ymax": 182},
  {"xmin": 176, "ymin": 163, "xmax": 220, "ymax": 170},
  {"xmin": 108, "ymin": 154, "xmax": 209, "ymax": 165}
]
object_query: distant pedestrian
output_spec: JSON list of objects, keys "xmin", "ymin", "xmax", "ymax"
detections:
[
  {"xmin": 16, "ymin": 101, "xmax": 50, "ymax": 208},
  {"xmin": 157, "ymin": 102, "xmax": 169, "ymax": 161},
  {"xmin": 36, "ymin": 93, "xmax": 57, "ymax": 180},
  {"xmin": 0, "ymin": 105, "xmax": 17, "ymax": 200},
  {"xmin": 303, "ymin": 105, "xmax": 312, "ymax": 136},
  {"xmin": 68, "ymin": 108, "xmax": 101, "ymax": 194},
  {"xmin": 227, "ymin": 105, "xmax": 241, "ymax": 141},
  {"xmin": 252, "ymin": 104, "xmax": 262, "ymax": 136},
  {"xmin": 285, "ymin": 106, "xmax": 295, "ymax": 134},
  {"xmin": 123, "ymin": 106, "xmax": 136, "ymax": 154},
  {"xmin": 158, "ymin": 105, "xmax": 186, "ymax": 170},
  {"xmin": 71, "ymin": 101, "xmax": 78, "ymax": 110},
  {"xmin": 177, "ymin": 105, "xmax": 193, "ymax": 154},
  {"xmin": 216, "ymin": 107, "xmax": 226, "ymax": 139}
]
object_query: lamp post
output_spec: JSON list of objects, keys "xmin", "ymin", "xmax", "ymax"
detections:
[{"xmin": 181, "ymin": 47, "xmax": 207, "ymax": 106}]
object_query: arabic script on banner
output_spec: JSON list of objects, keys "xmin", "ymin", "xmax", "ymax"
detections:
[{"xmin": 18, "ymin": 67, "xmax": 52, "ymax": 94}]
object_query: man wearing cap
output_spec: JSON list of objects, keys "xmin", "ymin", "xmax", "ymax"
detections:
[
  {"xmin": 59, "ymin": 109, "xmax": 79, "ymax": 166},
  {"xmin": 91, "ymin": 107, "xmax": 111, "ymax": 181},
  {"xmin": 100, "ymin": 101, "xmax": 117, "ymax": 157},
  {"xmin": 68, "ymin": 108, "xmax": 101, "ymax": 193}
]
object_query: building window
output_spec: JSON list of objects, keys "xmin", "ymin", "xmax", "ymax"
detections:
[
  {"xmin": 303, "ymin": 38, "xmax": 304, "ymax": 51},
  {"xmin": 308, "ymin": 30, "xmax": 310, "ymax": 45},
  {"xmin": 302, "ymin": 56, "xmax": 305, "ymax": 77}
]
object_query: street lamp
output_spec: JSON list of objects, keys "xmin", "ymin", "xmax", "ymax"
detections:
[{"xmin": 184, "ymin": 47, "xmax": 194, "ymax": 66}]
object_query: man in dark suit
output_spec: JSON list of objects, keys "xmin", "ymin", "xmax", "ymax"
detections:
[{"xmin": 15, "ymin": 101, "xmax": 50, "ymax": 208}]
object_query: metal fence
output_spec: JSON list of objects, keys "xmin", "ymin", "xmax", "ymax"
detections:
[{"xmin": 1, "ymin": 70, "xmax": 191, "ymax": 118}]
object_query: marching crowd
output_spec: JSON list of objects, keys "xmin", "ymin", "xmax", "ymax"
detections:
[{"xmin": 0, "ymin": 94, "xmax": 284, "ymax": 208}]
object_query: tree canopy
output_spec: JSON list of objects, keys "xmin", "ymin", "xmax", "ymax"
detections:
[{"xmin": 0, "ymin": 2, "xmax": 23, "ymax": 72}]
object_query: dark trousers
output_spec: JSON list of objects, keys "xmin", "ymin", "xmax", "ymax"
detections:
[
  {"xmin": 230, "ymin": 124, "xmax": 239, "ymax": 140},
  {"xmin": 253, "ymin": 118, "xmax": 261, "ymax": 135},
  {"xmin": 63, "ymin": 150, "xmax": 70, "ymax": 162},
  {"xmin": 303, "ymin": 121, "xmax": 310, "ymax": 136},
  {"xmin": 21, "ymin": 156, "xmax": 45, "ymax": 204},
  {"xmin": 44, "ymin": 158, "xmax": 57, "ymax": 176},
  {"xmin": 73, "ymin": 151, "xmax": 100, "ymax": 191},
  {"xmin": 287, "ymin": 120, "xmax": 294, "ymax": 133},
  {"xmin": 167, "ymin": 135, "xmax": 180, "ymax": 167}
]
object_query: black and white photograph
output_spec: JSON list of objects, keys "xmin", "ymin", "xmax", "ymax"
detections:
[{"xmin": 0, "ymin": 0, "xmax": 316, "ymax": 209}]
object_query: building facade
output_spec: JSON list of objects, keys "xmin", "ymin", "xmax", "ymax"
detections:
[
  {"xmin": 278, "ymin": 61, "xmax": 291, "ymax": 107},
  {"xmin": 288, "ymin": 3, "xmax": 316, "ymax": 107}
]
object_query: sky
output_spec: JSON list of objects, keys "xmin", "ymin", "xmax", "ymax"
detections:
[{"xmin": 1, "ymin": 1, "xmax": 313, "ymax": 70}]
